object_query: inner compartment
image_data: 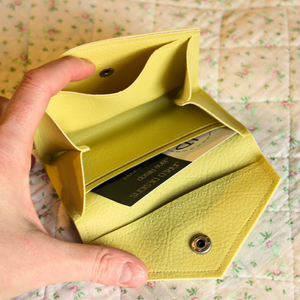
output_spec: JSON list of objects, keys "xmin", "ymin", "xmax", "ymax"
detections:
[
  {"xmin": 47, "ymin": 36, "xmax": 230, "ymax": 190},
  {"xmin": 68, "ymin": 91, "xmax": 224, "ymax": 189}
]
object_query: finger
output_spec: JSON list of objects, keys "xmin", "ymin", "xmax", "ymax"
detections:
[
  {"xmin": 2, "ymin": 232, "xmax": 148, "ymax": 299},
  {"xmin": 0, "ymin": 57, "xmax": 95, "ymax": 150},
  {"xmin": 46, "ymin": 236, "xmax": 148, "ymax": 287},
  {"xmin": 0, "ymin": 96, "xmax": 9, "ymax": 118},
  {"xmin": 0, "ymin": 97, "xmax": 37, "ymax": 170}
]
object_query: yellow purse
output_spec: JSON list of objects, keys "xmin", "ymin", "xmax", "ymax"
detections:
[{"xmin": 34, "ymin": 28, "xmax": 280, "ymax": 280}]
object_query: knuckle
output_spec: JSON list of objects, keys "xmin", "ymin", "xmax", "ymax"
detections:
[
  {"xmin": 90, "ymin": 248, "xmax": 117, "ymax": 283},
  {"xmin": 20, "ymin": 69, "xmax": 48, "ymax": 93}
]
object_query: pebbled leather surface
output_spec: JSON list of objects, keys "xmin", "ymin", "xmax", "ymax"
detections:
[
  {"xmin": 34, "ymin": 28, "xmax": 281, "ymax": 279},
  {"xmin": 92, "ymin": 157, "xmax": 279, "ymax": 280}
]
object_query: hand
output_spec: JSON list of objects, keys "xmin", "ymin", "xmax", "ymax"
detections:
[{"xmin": 0, "ymin": 57, "xmax": 148, "ymax": 300}]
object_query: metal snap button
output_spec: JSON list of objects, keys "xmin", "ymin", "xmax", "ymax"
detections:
[
  {"xmin": 100, "ymin": 68, "xmax": 114, "ymax": 77},
  {"xmin": 191, "ymin": 234, "xmax": 211, "ymax": 254}
]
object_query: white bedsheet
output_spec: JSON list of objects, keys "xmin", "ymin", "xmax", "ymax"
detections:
[{"xmin": 0, "ymin": 0, "xmax": 299, "ymax": 299}]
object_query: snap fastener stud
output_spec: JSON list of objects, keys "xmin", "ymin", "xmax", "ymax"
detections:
[
  {"xmin": 191, "ymin": 234, "xmax": 211, "ymax": 254},
  {"xmin": 100, "ymin": 68, "xmax": 114, "ymax": 77}
]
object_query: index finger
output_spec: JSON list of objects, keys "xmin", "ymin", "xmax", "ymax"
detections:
[{"xmin": 0, "ymin": 57, "xmax": 95, "ymax": 151}]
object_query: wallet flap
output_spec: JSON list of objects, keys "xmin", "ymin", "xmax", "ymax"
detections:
[
  {"xmin": 91, "ymin": 157, "xmax": 280, "ymax": 280},
  {"xmin": 47, "ymin": 38, "xmax": 189, "ymax": 134},
  {"xmin": 60, "ymin": 28, "xmax": 200, "ymax": 95}
]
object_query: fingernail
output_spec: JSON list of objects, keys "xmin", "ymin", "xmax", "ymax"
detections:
[{"xmin": 118, "ymin": 262, "xmax": 146, "ymax": 286}]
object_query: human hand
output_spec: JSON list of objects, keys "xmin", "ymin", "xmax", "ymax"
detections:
[{"xmin": 0, "ymin": 57, "xmax": 148, "ymax": 300}]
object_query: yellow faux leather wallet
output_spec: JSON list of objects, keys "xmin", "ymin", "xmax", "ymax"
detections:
[{"xmin": 34, "ymin": 28, "xmax": 280, "ymax": 280}]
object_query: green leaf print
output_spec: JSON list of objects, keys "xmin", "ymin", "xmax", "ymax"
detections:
[{"xmin": 265, "ymin": 286, "xmax": 272, "ymax": 292}]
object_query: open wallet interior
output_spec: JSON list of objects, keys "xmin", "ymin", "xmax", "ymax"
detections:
[{"xmin": 34, "ymin": 28, "xmax": 281, "ymax": 280}]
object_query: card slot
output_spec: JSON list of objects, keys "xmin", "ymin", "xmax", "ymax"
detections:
[
  {"xmin": 85, "ymin": 122, "xmax": 223, "ymax": 192},
  {"xmin": 75, "ymin": 133, "xmax": 264, "ymax": 243},
  {"xmin": 70, "ymin": 93, "xmax": 224, "ymax": 187}
]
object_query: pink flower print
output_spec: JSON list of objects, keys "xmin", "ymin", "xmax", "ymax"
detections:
[
  {"xmin": 230, "ymin": 34, "xmax": 238, "ymax": 41},
  {"xmin": 14, "ymin": 0, "xmax": 22, "ymax": 6},
  {"xmin": 20, "ymin": 53, "xmax": 27, "ymax": 61},
  {"xmin": 191, "ymin": 297, "xmax": 199, "ymax": 300},
  {"xmin": 204, "ymin": 56, "xmax": 212, "ymax": 63},
  {"xmin": 231, "ymin": 261, "xmax": 236, "ymax": 268},
  {"xmin": 81, "ymin": 12, "xmax": 90, "ymax": 20},
  {"xmin": 201, "ymin": 30, "xmax": 208, "ymax": 37},
  {"xmin": 273, "ymin": 69, "xmax": 280, "ymax": 77},
  {"xmin": 173, "ymin": 13, "xmax": 184, "ymax": 19},
  {"xmin": 114, "ymin": 24, "xmax": 121, "ymax": 31},
  {"xmin": 280, "ymin": 100, "xmax": 290, "ymax": 108},
  {"xmin": 287, "ymin": 135, "xmax": 293, "ymax": 143},
  {"xmin": 271, "ymin": 268, "xmax": 282, "ymax": 276},
  {"xmin": 264, "ymin": 42, "xmax": 273, "ymax": 48},
  {"xmin": 266, "ymin": 240, "xmax": 273, "ymax": 249},
  {"xmin": 241, "ymin": 69, "xmax": 249, "ymax": 76},
  {"xmin": 224, "ymin": 13, "xmax": 232, "ymax": 19},
  {"xmin": 69, "ymin": 284, "xmax": 79, "ymax": 293},
  {"xmin": 142, "ymin": 4, "xmax": 150, "ymax": 11},
  {"xmin": 289, "ymin": 170, "xmax": 297, "ymax": 178},
  {"xmin": 41, "ymin": 174, "xmax": 49, "ymax": 181},
  {"xmin": 19, "ymin": 26, "xmax": 26, "ymax": 33},
  {"xmin": 47, "ymin": 28, "xmax": 56, "ymax": 36},
  {"xmin": 40, "ymin": 211, "xmax": 49, "ymax": 218},
  {"xmin": 245, "ymin": 103, "xmax": 252, "ymax": 110},
  {"xmin": 49, "ymin": 0, "xmax": 55, "ymax": 6},
  {"xmin": 208, "ymin": 90, "xmax": 217, "ymax": 97},
  {"xmin": 146, "ymin": 281, "xmax": 157, "ymax": 289},
  {"xmin": 247, "ymin": 125, "xmax": 256, "ymax": 132}
]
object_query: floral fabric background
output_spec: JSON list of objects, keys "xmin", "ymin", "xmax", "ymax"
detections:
[{"xmin": 1, "ymin": 0, "xmax": 300, "ymax": 299}]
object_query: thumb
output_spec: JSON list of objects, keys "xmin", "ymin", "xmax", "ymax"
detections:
[
  {"xmin": 38, "ymin": 233, "xmax": 148, "ymax": 287},
  {"xmin": 46, "ymin": 235, "xmax": 148, "ymax": 287},
  {"xmin": 4, "ymin": 231, "xmax": 148, "ymax": 299}
]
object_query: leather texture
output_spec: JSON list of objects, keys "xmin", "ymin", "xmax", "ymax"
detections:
[{"xmin": 34, "ymin": 28, "xmax": 281, "ymax": 280}]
